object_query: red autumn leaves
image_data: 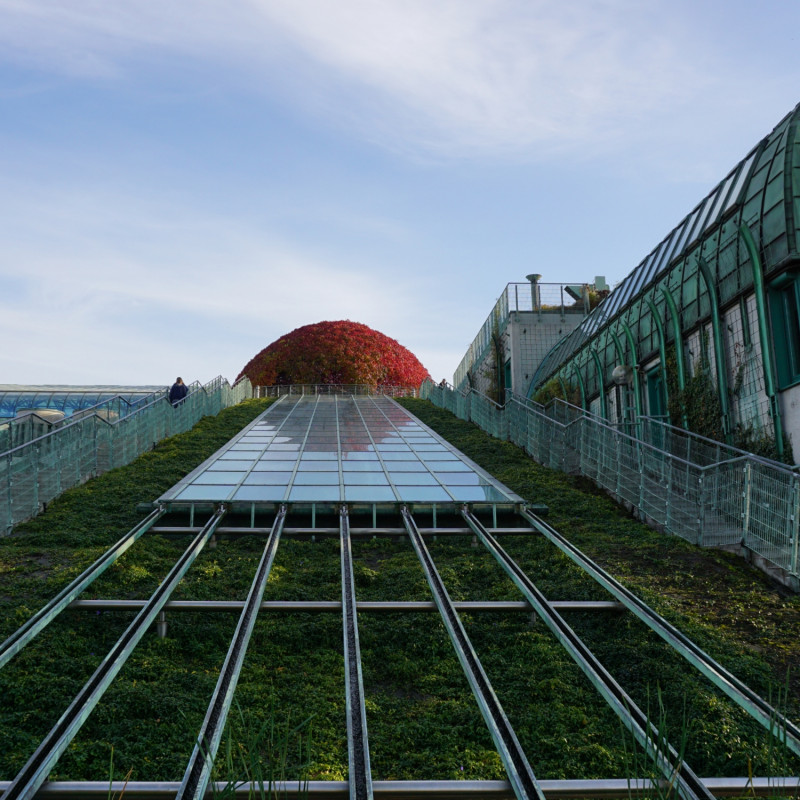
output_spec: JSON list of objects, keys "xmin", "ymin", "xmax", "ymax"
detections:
[{"xmin": 238, "ymin": 321, "xmax": 431, "ymax": 388}]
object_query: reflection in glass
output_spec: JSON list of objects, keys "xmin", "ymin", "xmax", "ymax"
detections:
[
  {"xmin": 165, "ymin": 396, "xmax": 519, "ymax": 506},
  {"xmin": 344, "ymin": 486, "xmax": 396, "ymax": 502},
  {"xmin": 208, "ymin": 460, "xmax": 255, "ymax": 471},
  {"xmin": 396, "ymin": 486, "xmax": 452, "ymax": 502},
  {"xmin": 194, "ymin": 471, "xmax": 244, "ymax": 484},
  {"xmin": 243, "ymin": 472, "xmax": 294, "ymax": 485},
  {"xmin": 234, "ymin": 486, "xmax": 287, "ymax": 501}
]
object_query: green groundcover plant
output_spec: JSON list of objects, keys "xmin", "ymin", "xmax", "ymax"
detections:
[{"xmin": 0, "ymin": 397, "xmax": 798, "ymax": 787}]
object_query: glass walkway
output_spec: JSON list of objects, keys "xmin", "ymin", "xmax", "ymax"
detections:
[{"xmin": 161, "ymin": 395, "xmax": 518, "ymax": 507}]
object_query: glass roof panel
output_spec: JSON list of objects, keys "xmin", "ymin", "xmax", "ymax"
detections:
[{"xmin": 161, "ymin": 395, "xmax": 521, "ymax": 507}]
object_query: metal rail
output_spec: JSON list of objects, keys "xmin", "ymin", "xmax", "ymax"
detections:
[
  {"xmin": 0, "ymin": 505, "xmax": 166, "ymax": 670},
  {"xmin": 401, "ymin": 507, "xmax": 544, "ymax": 800},
  {"xmin": 67, "ymin": 600, "xmax": 624, "ymax": 612},
  {"xmin": 461, "ymin": 508, "xmax": 714, "ymax": 800},
  {"xmin": 150, "ymin": 526, "xmax": 536, "ymax": 536},
  {"xmin": 1, "ymin": 778, "xmax": 799, "ymax": 798},
  {"xmin": 340, "ymin": 506, "xmax": 374, "ymax": 800},
  {"xmin": 1, "ymin": 506, "xmax": 227, "ymax": 800},
  {"xmin": 177, "ymin": 505, "xmax": 288, "ymax": 799},
  {"xmin": 519, "ymin": 507, "xmax": 800, "ymax": 756}
]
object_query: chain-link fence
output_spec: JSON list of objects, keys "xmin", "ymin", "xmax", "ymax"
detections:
[
  {"xmin": 1, "ymin": 376, "xmax": 252, "ymax": 532},
  {"xmin": 421, "ymin": 380, "xmax": 799, "ymax": 586}
]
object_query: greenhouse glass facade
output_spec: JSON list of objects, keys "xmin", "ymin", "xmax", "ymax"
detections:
[
  {"xmin": 0, "ymin": 385, "xmax": 165, "ymax": 420},
  {"xmin": 527, "ymin": 102, "xmax": 800, "ymax": 461}
]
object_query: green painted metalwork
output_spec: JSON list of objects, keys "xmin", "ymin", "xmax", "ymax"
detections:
[
  {"xmin": 557, "ymin": 374, "xmax": 569, "ymax": 401},
  {"xmin": 644, "ymin": 296, "xmax": 671, "ymax": 418},
  {"xmin": 178, "ymin": 506, "xmax": 288, "ymax": 800},
  {"xmin": 739, "ymin": 223, "xmax": 785, "ymax": 456},
  {"xmin": 589, "ymin": 350, "xmax": 607, "ymax": 419},
  {"xmin": 572, "ymin": 365, "xmax": 587, "ymax": 410},
  {"xmin": 3, "ymin": 507, "xmax": 228, "ymax": 799},
  {"xmin": 462, "ymin": 509, "xmax": 715, "ymax": 800},
  {"xmin": 0, "ymin": 506, "xmax": 166, "ymax": 670},
  {"xmin": 525, "ymin": 104, "xmax": 800, "ymax": 452},
  {"xmin": 519, "ymin": 507, "xmax": 800, "ymax": 757},
  {"xmin": 620, "ymin": 322, "xmax": 643, "ymax": 423},
  {"xmin": 696, "ymin": 257, "xmax": 731, "ymax": 441},
  {"xmin": 661, "ymin": 286, "xmax": 688, "ymax": 427}
]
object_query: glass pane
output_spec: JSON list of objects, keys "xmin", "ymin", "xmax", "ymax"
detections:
[
  {"xmin": 344, "ymin": 486, "xmax": 396, "ymax": 502},
  {"xmin": 396, "ymin": 486, "xmax": 452, "ymax": 502},
  {"xmin": 289, "ymin": 486, "xmax": 341, "ymax": 501},
  {"xmin": 194, "ymin": 471, "xmax": 244, "ymax": 484},
  {"xmin": 234, "ymin": 486, "xmax": 288, "ymax": 501},
  {"xmin": 343, "ymin": 472, "xmax": 390, "ymax": 485},
  {"xmin": 243, "ymin": 472, "xmax": 294, "ymax": 485},
  {"xmin": 389, "ymin": 472, "xmax": 438, "ymax": 486},
  {"xmin": 208, "ymin": 460, "xmax": 254, "ymax": 471},
  {"xmin": 293, "ymin": 472, "xmax": 340, "ymax": 485},
  {"xmin": 177, "ymin": 485, "xmax": 232, "ymax": 501}
]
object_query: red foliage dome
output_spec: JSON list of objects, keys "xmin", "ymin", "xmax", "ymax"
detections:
[{"xmin": 238, "ymin": 321, "xmax": 430, "ymax": 388}]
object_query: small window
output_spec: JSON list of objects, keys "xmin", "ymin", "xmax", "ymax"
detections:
[{"xmin": 769, "ymin": 273, "xmax": 800, "ymax": 388}]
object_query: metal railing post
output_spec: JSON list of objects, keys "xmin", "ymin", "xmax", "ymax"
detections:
[
  {"xmin": 790, "ymin": 476, "xmax": 799, "ymax": 579},
  {"xmin": 742, "ymin": 462, "xmax": 752, "ymax": 548},
  {"xmin": 697, "ymin": 472, "xmax": 706, "ymax": 548}
]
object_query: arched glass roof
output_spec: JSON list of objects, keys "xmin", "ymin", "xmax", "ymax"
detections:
[
  {"xmin": 529, "ymin": 102, "xmax": 800, "ymax": 395},
  {"xmin": 0, "ymin": 385, "xmax": 165, "ymax": 419}
]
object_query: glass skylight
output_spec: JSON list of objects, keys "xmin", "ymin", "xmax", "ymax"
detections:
[{"xmin": 160, "ymin": 395, "xmax": 521, "ymax": 506}]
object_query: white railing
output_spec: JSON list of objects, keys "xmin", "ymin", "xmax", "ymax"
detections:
[
  {"xmin": 421, "ymin": 380, "xmax": 799, "ymax": 588},
  {"xmin": 1, "ymin": 376, "xmax": 253, "ymax": 532}
]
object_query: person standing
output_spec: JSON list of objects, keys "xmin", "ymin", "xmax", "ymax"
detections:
[{"xmin": 169, "ymin": 377, "xmax": 188, "ymax": 407}]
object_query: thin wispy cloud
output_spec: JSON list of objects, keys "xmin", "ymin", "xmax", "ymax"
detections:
[
  {"xmin": 1, "ymin": 0, "xmax": 798, "ymax": 386},
  {"xmin": 0, "ymin": 0, "xmax": 748, "ymax": 160}
]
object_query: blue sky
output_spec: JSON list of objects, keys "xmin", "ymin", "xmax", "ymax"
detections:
[{"xmin": 1, "ymin": 0, "xmax": 799, "ymax": 387}]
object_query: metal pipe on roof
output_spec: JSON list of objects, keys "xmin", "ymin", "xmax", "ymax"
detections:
[{"xmin": 1, "ymin": 778, "xmax": 798, "ymax": 798}]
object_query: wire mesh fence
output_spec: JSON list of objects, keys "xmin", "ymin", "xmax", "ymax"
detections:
[
  {"xmin": 421, "ymin": 380, "xmax": 799, "ymax": 584},
  {"xmin": 1, "ymin": 376, "xmax": 252, "ymax": 532}
]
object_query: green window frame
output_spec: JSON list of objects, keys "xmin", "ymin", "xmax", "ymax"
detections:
[{"xmin": 768, "ymin": 272, "xmax": 800, "ymax": 388}]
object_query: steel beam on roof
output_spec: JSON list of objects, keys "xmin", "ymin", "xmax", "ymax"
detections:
[
  {"xmin": 340, "ymin": 506, "xmax": 374, "ymax": 800},
  {"xmin": 2, "ymin": 506, "xmax": 228, "ymax": 800},
  {"xmin": 519, "ymin": 507, "xmax": 800, "ymax": 757},
  {"xmin": 2, "ymin": 777, "xmax": 799, "ymax": 798},
  {"xmin": 460, "ymin": 508, "xmax": 714, "ymax": 800},
  {"xmin": 149, "ymin": 526, "xmax": 539, "ymax": 537},
  {"xmin": 67, "ymin": 599, "xmax": 625, "ymax": 613},
  {"xmin": 177, "ymin": 505, "xmax": 288, "ymax": 800},
  {"xmin": 0, "ymin": 505, "xmax": 166, "ymax": 670},
  {"xmin": 401, "ymin": 507, "xmax": 544, "ymax": 800}
]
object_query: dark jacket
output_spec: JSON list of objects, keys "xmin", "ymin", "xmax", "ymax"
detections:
[{"xmin": 169, "ymin": 382, "xmax": 188, "ymax": 406}]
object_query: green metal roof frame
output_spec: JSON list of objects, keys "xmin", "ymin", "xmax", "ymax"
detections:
[{"xmin": 529, "ymin": 103, "xmax": 800, "ymax": 402}]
